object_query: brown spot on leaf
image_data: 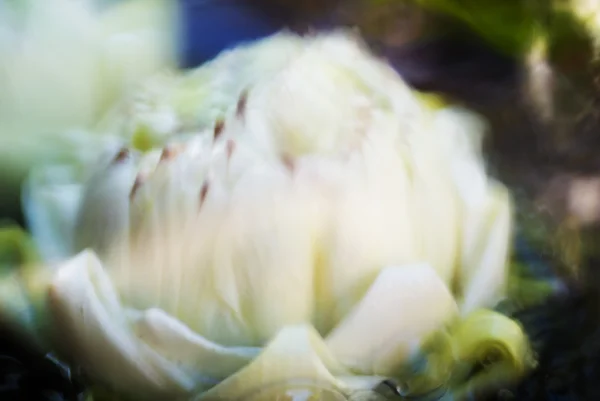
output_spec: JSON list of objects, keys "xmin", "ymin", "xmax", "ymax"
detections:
[
  {"xmin": 214, "ymin": 118, "xmax": 225, "ymax": 141},
  {"xmin": 130, "ymin": 175, "xmax": 145, "ymax": 201},
  {"xmin": 199, "ymin": 181, "xmax": 210, "ymax": 208},
  {"xmin": 226, "ymin": 139, "xmax": 236, "ymax": 160},
  {"xmin": 281, "ymin": 154, "xmax": 295, "ymax": 172},
  {"xmin": 236, "ymin": 90, "xmax": 248, "ymax": 119},
  {"xmin": 113, "ymin": 148, "xmax": 130, "ymax": 163},
  {"xmin": 160, "ymin": 146, "xmax": 175, "ymax": 162}
]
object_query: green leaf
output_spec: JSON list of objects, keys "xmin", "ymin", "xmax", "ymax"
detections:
[
  {"xmin": 0, "ymin": 223, "xmax": 40, "ymax": 269},
  {"xmin": 412, "ymin": 0, "xmax": 541, "ymax": 55}
]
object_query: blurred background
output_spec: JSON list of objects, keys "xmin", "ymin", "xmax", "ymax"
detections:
[{"xmin": 4, "ymin": 0, "xmax": 600, "ymax": 400}]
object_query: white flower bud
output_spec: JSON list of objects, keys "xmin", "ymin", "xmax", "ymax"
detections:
[{"xmin": 14, "ymin": 30, "xmax": 516, "ymax": 400}]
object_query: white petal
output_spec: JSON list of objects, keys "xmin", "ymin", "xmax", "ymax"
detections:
[
  {"xmin": 129, "ymin": 308, "xmax": 259, "ymax": 387},
  {"xmin": 196, "ymin": 325, "xmax": 351, "ymax": 401},
  {"xmin": 245, "ymin": 49, "xmax": 371, "ymax": 157},
  {"xmin": 124, "ymin": 141, "xmax": 212, "ymax": 312},
  {"xmin": 409, "ymin": 144, "xmax": 462, "ymax": 285},
  {"xmin": 22, "ymin": 166, "xmax": 84, "ymax": 263},
  {"xmin": 325, "ymin": 264, "xmax": 459, "ymax": 377},
  {"xmin": 201, "ymin": 167, "xmax": 319, "ymax": 346},
  {"xmin": 49, "ymin": 250, "xmax": 187, "ymax": 398},
  {"xmin": 457, "ymin": 184, "xmax": 513, "ymax": 314},
  {"xmin": 73, "ymin": 148, "xmax": 137, "ymax": 258},
  {"xmin": 429, "ymin": 106, "xmax": 512, "ymax": 312},
  {"xmin": 48, "ymin": 250, "xmax": 257, "ymax": 399},
  {"xmin": 315, "ymin": 138, "xmax": 420, "ymax": 333},
  {"xmin": 433, "ymin": 106, "xmax": 489, "ymax": 207}
]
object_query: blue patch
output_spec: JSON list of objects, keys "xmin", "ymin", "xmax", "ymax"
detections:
[{"xmin": 177, "ymin": 0, "xmax": 285, "ymax": 68}]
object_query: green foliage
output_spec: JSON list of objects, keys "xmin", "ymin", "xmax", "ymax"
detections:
[{"xmin": 0, "ymin": 223, "xmax": 40, "ymax": 269}]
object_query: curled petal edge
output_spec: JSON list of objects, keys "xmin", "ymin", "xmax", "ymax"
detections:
[{"xmin": 45, "ymin": 251, "xmax": 384, "ymax": 400}]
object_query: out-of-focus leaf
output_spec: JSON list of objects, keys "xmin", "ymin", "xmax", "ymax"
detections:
[
  {"xmin": 0, "ymin": 225, "xmax": 48, "ymax": 351},
  {"xmin": 0, "ymin": 224, "xmax": 40, "ymax": 269},
  {"xmin": 353, "ymin": 0, "xmax": 541, "ymax": 56}
]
